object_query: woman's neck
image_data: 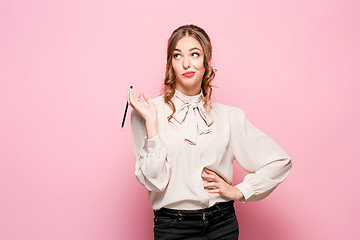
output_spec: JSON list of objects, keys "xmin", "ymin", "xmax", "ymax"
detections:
[{"xmin": 175, "ymin": 87, "xmax": 201, "ymax": 96}]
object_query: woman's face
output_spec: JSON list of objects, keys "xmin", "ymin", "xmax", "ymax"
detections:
[{"xmin": 172, "ymin": 35, "xmax": 205, "ymax": 96}]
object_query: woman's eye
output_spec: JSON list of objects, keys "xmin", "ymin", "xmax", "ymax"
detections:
[
  {"xmin": 173, "ymin": 54, "xmax": 181, "ymax": 59},
  {"xmin": 192, "ymin": 53, "xmax": 200, "ymax": 57}
]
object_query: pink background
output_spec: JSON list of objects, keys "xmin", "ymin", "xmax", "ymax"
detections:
[{"xmin": 1, "ymin": 0, "xmax": 359, "ymax": 239}]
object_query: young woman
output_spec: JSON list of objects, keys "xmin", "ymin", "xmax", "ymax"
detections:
[{"xmin": 127, "ymin": 24, "xmax": 292, "ymax": 240}]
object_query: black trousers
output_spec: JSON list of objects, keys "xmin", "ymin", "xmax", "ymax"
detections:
[{"xmin": 153, "ymin": 200, "xmax": 239, "ymax": 240}]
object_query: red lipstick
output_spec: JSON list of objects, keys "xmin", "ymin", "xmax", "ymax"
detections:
[{"xmin": 182, "ymin": 71, "xmax": 195, "ymax": 77}]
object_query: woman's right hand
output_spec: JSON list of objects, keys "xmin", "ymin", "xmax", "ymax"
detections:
[{"xmin": 127, "ymin": 88, "xmax": 158, "ymax": 138}]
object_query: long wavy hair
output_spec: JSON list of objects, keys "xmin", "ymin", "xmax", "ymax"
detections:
[{"xmin": 161, "ymin": 24, "xmax": 216, "ymax": 122}]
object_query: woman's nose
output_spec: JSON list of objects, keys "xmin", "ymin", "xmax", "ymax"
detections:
[{"xmin": 183, "ymin": 56, "xmax": 190, "ymax": 69}]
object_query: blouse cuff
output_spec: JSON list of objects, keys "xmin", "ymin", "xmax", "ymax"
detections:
[
  {"xmin": 144, "ymin": 134, "xmax": 162, "ymax": 153},
  {"xmin": 235, "ymin": 181, "xmax": 255, "ymax": 203}
]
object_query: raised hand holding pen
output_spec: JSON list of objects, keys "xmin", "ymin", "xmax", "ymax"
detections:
[{"xmin": 126, "ymin": 88, "xmax": 158, "ymax": 139}]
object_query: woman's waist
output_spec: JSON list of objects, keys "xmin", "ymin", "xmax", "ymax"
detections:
[
  {"xmin": 154, "ymin": 200, "xmax": 235, "ymax": 221},
  {"xmin": 149, "ymin": 190, "xmax": 233, "ymax": 209}
]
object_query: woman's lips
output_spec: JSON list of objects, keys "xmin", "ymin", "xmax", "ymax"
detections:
[{"xmin": 182, "ymin": 71, "xmax": 195, "ymax": 77}]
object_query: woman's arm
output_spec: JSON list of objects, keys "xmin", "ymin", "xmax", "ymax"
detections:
[
  {"xmin": 128, "ymin": 89, "xmax": 171, "ymax": 192},
  {"xmin": 229, "ymin": 108, "xmax": 292, "ymax": 203},
  {"xmin": 145, "ymin": 119, "xmax": 158, "ymax": 140}
]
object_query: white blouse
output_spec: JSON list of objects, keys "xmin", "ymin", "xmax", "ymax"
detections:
[{"xmin": 130, "ymin": 89, "xmax": 292, "ymax": 210}]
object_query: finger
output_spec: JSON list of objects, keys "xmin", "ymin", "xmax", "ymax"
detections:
[
  {"xmin": 135, "ymin": 92, "xmax": 141, "ymax": 103},
  {"xmin": 205, "ymin": 168, "xmax": 225, "ymax": 183},
  {"xmin": 204, "ymin": 168, "xmax": 218, "ymax": 179},
  {"xmin": 204, "ymin": 168, "xmax": 216, "ymax": 174},
  {"xmin": 143, "ymin": 93, "xmax": 152, "ymax": 104},
  {"xmin": 128, "ymin": 89, "xmax": 135, "ymax": 107},
  {"xmin": 208, "ymin": 189, "xmax": 220, "ymax": 194},
  {"xmin": 201, "ymin": 171, "xmax": 214, "ymax": 178},
  {"xmin": 204, "ymin": 182, "xmax": 218, "ymax": 188},
  {"xmin": 129, "ymin": 88, "xmax": 134, "ymax": 104},
  {"xmin": 201, "ymin": 173, "xmax": 216, "ymax": 182}
]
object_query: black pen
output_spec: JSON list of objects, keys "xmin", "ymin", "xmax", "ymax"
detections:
[{"xmin": 121, "ymin": 86, "xmax": 133, "ymax": 131}]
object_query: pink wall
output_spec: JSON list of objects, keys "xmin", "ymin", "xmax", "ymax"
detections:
[{"xmin": 1, "ymin": 0, "xmax": 359, "ymax": 239}]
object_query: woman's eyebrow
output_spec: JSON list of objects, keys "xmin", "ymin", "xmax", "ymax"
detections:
[{"xmin": 174, "ymin": 47, "xmax": 202, "ymax": 52}]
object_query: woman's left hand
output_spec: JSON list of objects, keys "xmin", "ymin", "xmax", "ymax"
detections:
[{"xmin": 202, "ymin": 168, "xmax": 244, "ymax": 201}]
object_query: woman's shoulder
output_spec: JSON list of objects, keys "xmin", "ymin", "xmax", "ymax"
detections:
[{"xmin": 210, "ymin": 101, "xmax": 247, "ymax": 125}]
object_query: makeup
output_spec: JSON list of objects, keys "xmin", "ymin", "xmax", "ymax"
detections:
[{"xmin": 182, "ymin": 71, "xmax": 195, "ymax": 77}]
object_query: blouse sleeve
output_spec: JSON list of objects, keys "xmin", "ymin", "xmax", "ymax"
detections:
[
  {"xmin": 229, "ymin": 107, "xmax": 292, "ymax": 203},
  {"xmin": 130, "ymin": 108, "xmax": 171, "ymax": 192}
]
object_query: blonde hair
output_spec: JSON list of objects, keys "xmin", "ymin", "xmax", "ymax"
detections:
[{"xmin": 161, "ymin": 24, "xmax": 216, "ymax": 122}]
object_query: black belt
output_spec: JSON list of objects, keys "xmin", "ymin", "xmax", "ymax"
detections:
[{"xmin": 154, "ymin": 200, "xmax": 235, "ymax": 221}]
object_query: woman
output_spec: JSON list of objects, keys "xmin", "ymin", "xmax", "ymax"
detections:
[{"xmin": 127, "ymin": 24, "xmax": 292, "ymax": 240}]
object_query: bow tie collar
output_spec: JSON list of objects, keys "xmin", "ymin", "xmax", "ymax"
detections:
[{"xmin": 171, "ymin": 89, "xmax": 214, "ymax": 145}]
